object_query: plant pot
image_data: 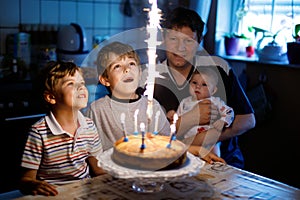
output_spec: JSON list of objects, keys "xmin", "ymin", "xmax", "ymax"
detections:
[
  {"xmin": 224, "ymin": 37, "xmax": 240, "ymax": 56},
  {"xmin": 246, "ymin": 46, "xmax": 255, "ymax": 57},
  {"xmin": 287, "ymin": 42, "xmax": 300, "ymax": 64}
]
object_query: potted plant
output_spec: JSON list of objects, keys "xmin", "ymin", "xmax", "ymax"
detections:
[
  {"xmin": 224, "ymin": 2, "xmax": 249, "ymax": 56},
  {"xmin": 255, "ymin": 26, "xmax": 289, "ymax": 62},
  {"xmin": 287, "ymin": 24, "xmax": 300, "ymax": 64},
  {"xmin": 245, "ymin": 26, "xmax": 255, "ymax": 57},
  {"xmin": 224, "ymin": 33, "xmax": 248, "ymax": 56}
]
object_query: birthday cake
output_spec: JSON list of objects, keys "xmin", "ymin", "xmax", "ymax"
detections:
[{"xmin": 112, "ymin": 133, "xmax": 187, "ymax": 171}]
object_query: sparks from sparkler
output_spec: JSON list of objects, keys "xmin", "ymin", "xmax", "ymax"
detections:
[{"xmin": 144, "ymin": 0, "xmax": 162, "ymax": 124}]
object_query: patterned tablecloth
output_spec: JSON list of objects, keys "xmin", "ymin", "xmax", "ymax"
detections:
[{"xmin": 15, "ymin": 160, "xmax": 300, "ymax": 200}]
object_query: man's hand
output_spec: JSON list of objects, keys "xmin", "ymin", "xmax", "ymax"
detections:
[
  {"xmin": 196, "ymin": 99, "xmax": 218, "ymax": 125},
  {"xmin": 188, "ymin": 145, "xmax": 226, "ymax": 164},
  {"xmin": 176, "ymin": 99, "xmax": 218, "ymax": 137},
  {"xmin": 213, "ymin": 119, "xmax": 225, "ymax": 131}
]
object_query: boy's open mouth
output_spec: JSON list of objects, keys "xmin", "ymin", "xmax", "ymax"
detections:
[{"xmin": 123, "ymin": 77, "xmax": 134, "ymax": 82}]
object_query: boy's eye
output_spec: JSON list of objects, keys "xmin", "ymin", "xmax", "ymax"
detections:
[
  {"xmin": 202, "ymin": 83, "xmax": 207, "ymax": 87},
  {"xmin": 191, "ymin": 81, "xmax": 198, "ymax": 85},
  {"xmin": 67, "ymin": 82, "xmax": 74, "ymax": 86},
  {"xmin": 129, "ymin": 61, "xmax": 137, "ymax": 67},
  {"xmin": 112, "ymin": 64, "xmax": 121, "ymax": 70},
  {"xmin": 79, "ymin": 81, "xmax": 86, "ymax": 86}
]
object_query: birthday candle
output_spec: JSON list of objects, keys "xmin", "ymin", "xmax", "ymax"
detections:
[
  {"xmin": 167, "ymin": 124, "xmax": 176, "ymax": 148},
  {"xmin": 134, "ymin": 109, "xmax": 139, "ymax": 135},
  {"xmin": 173, "ymin": 113, "xmax": 178, "ymax": 125},
  {"xmin": 153, "ymin": 110, "xmax": 160, "ymax": 135},
  {"xmin": 140, "ymin": 122, "xmax": 146, "ymax": 150},
  {"xmin": 120, "ymin": 113, "xmax": 128, "ymax": 142}
]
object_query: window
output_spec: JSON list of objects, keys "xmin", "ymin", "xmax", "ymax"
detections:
[{"xmin": 241, "ymin": 0, "xmax": 300, "ymax": 52}]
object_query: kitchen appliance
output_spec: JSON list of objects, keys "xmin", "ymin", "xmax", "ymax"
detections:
[
  {"xmin": 257, "ymin": 41, "xmax": 287, "ymax": 62},
  {"xmin": 56, "ymin": 23, "xmax": 89, "ymax": 66}
]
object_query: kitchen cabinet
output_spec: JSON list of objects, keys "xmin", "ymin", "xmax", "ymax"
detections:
[
  {"xmin": 224, "ymin": 56, "xmax": 300, "ymax": 189},
  {"xmin": 0, "ymin": 77, "xmax": 46, "ymax": 193}
]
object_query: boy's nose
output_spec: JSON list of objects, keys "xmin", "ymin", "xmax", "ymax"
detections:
[{"xmin": 124, "ymin": 65, "xmax": 131, "ymax": 73}]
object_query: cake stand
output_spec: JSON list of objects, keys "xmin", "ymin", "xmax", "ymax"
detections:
[{"xmin": 98, "ymin": 148, "xmax": 205, "ymax": 193}]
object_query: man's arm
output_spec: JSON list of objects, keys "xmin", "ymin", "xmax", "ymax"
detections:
[
  {"xmin": 188, "ymin": 113, "xmax": 255, "ymax": 146},
  {"xmin": 219, "ymin": 113, "xmax": 255, "ymax": 141}
]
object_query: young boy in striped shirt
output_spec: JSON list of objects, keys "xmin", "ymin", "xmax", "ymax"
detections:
[{"xmin": 19, "ymin": 61, "xmax": 105, "ymax": 196}]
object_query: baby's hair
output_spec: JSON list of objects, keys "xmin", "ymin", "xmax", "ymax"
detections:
[
  {"xmin": 96, "ymin": 41, "xmax": 140, "ymax": 77},
  {"xmin": 192, "ymin": 68, "xmax": 218, "ymax": 86}
]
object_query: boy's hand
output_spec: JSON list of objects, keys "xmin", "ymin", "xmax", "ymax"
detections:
[
  {"xmin": 20, "ymin": 169, "xmax": 58, "ymax": 196},
  {"xmin": 166, "ymin": 110, "xmax": 176, "ymax": 124},
  {"xmin": 21, "ymin": 179, "xmax": 58, "ymax": 196}
]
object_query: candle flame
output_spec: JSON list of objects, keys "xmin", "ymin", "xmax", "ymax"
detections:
[{"xmin": 173, "ymin": 113, "xmax": 178, "ymax": 124}]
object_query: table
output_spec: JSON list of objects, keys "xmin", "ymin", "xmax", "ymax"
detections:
[{"xmin": 15, "ymin": 162, "xmax": 299, "ymax": 200}]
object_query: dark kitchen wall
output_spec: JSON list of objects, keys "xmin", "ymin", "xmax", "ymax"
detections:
[{"xmin": 0, "ymin": 0, "xmax": 182, "ymax": 55}]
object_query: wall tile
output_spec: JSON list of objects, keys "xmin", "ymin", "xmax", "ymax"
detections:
[
  {"xmin": 78, "ymin": 2, "xmax": 93, "ymax": 27},
  {"xmin": 94, "ymin": 3, "xmax": 109, "ymax": 28},
  {"xmin": 41, "ymin": 1, "xmax": 59, "ymax": 24},
  {"xmin": 20, "ymin": 0, "xmax": 40, "ymax": 24},
  {"xmin": 110, "ymin": 4, "xmax": 124, "ymax": 28},
  {"xmin": 109, "ymin": 29, "xmax": 125, "ymax": 37},
  {"xmin": 0, "ymin": 0, "xmax": 163, "ymax": 56},
  {"xmin": 59, "ymin": 1, "xmax": 76, "ymax": 24},
  {"xmin": 0, "ymin": 0, "xmax": 19, "ymax": 27}
]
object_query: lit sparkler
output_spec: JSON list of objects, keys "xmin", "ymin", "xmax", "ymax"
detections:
[{"xmin": 144, "ymin": 0, "xmax": 162, "ymax": 124}]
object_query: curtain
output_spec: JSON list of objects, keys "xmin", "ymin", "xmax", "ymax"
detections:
[
  {"xmin": 189, "ymin": 0, "xmax": 212, "ymax": 37},
  {"xmin": 231, "ymin": 0, "xmax": 245, "ymax": 33}
]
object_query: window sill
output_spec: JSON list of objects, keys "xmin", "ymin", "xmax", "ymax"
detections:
[{"xmin": 218, "ymin": 53, "xmax": 300, "ymax": 69}]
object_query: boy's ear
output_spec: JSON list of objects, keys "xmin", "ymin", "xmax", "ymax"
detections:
[
  {"xmin": 99, "ymin": 75, "xmax": 110, "ymax": 86},
  {"xmin": 44, "ymin": 92, "xmax": 56, "ymax": 104}
]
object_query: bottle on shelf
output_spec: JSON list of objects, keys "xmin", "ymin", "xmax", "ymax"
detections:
[
  {"xmin": 11, "ymin": 58, "xmax": 24, "ymax": 79},
  {"xmin": 11, "ymin": 58, "xmax": 18, "ymax": 74}
]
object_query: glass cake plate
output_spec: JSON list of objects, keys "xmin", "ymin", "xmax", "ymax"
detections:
[{"xmin": 98, "ymin": 148, "xmax": 205, "ymax": 193}]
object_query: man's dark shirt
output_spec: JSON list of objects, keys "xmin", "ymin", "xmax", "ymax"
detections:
[{"xmin": 151, "ymin": 63, "xmax": 254, "ymax": 169}]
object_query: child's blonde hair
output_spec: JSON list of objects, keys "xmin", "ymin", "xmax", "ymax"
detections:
[{"xmin": 96, "ymin": 42, "xmax": 140, "ymax": 78}]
